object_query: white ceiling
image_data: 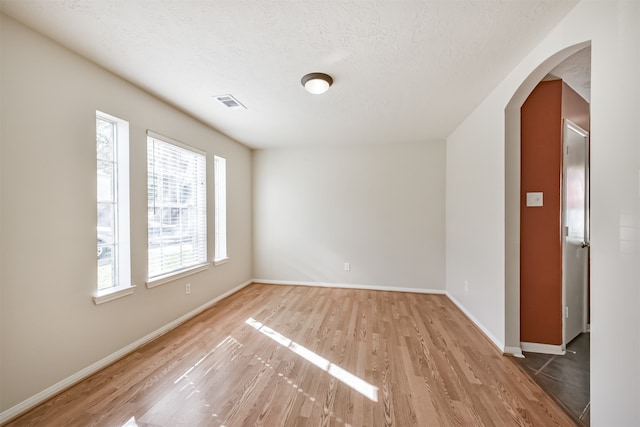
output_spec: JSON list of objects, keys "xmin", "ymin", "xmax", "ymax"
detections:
[
  {"xmin": 548, "ymin": 46, "xmax": 591, "ymax": 102},
  {"xmin": 0, "ymin": 0, "xmax": 579, "ymax": 149}
]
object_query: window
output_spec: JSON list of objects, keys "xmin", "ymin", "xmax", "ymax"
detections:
[
  {"xmin": 95, "ymin": 111, "xmax": 132, "ymax": 304},
  {"xmin": 214, "ymin": 155, "xmax": 228, "ymax": 264},
  {"xmin": 147, "ymin": 131, "xmax": 207, "ymax": 285}
]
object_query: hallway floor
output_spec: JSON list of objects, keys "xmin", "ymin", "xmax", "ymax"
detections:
[{"xmin": 514, "ymin": 333, "xmax": 590, "ymax": 426}]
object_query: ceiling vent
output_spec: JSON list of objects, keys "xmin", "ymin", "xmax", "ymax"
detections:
[{"xmin": 214, "ymin": 94, "xmax": 246, "ymax": 110}]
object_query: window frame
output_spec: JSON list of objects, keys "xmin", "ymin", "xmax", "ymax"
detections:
[
  {"xmin": 146, "ymin": 131, "xmax": 209, "ymax": 287},
  {"xmin": 214, "ymin": 155, "xmax": 229, "ymax": 265},
  {"xmin": 94, "ymin": 111, "xmax": 134, "ymax": 305}
]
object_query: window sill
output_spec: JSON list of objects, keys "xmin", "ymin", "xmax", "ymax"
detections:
[
  {"xmin": 146, "ymin": 262, "xmax": 210, "ymax": 289},
  {"xmin": 213, "ymin": 257, "xmax": 230, "ymax": 266},
  {"xmin": 93, "ymin": 285, "xmax": 136, "ymax": 305}
]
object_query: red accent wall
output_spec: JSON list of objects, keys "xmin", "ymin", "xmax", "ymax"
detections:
[
  {"xmin": 520, "ymin": 80, "xmax": 590, "ymax": 345},
  {"xmin": 521, "ymin": 80, "xmax": 563, "ymax": 345},
  {"xmin": 562, "ymin": 82, "xmax": 590, "ymax": 131}
]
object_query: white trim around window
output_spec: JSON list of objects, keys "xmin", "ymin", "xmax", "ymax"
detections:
[
  {"xmin": 93, "ymin": 285, "xmax": 136, "ymax": 305},
  {"xmin": 145, "ymin": 262, "xmax": 210, "ymax": 289},
  {"xmin": 214, "ymin": 257, "xmax": 229, "ymax": 266},
  {"xmin": 94, "ymin": 111, "xmax": 134, "ymax": 305},
  {"xmin": 214, "ymin": 155, "xmax": 228, "ymax": 264}
]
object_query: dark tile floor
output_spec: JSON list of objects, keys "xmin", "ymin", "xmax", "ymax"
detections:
[{"xmin": 514, "ymin": 333, "xmax": 590, "ymax": 426}]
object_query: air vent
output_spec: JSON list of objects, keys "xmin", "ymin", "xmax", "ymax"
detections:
[{"xmin": 214, "ymin": 94, "xmax": 246, "ymax": 110}]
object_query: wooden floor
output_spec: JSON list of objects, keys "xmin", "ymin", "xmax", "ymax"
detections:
[{"xmin": 5, "ymin": 284, "xmax": 576, "ymax": 426}]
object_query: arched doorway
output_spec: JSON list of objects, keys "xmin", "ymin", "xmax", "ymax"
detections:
[
  {"xmin": 504, "ymin": 41, "xmax": 591, "ymax": 425},
  {"xmin": 504, "ymin": 41, "xmax": 591, "ymax": 354}
]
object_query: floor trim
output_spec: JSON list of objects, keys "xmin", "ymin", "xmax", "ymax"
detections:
[
  {"xmin": 521, "ymin": 342, "xmax": 566, "ymax": 355},
  {"xmin": 253, "ymin": 279, "xmax": 446, "ymax": 295},
  {"xmin": 0, "ymin": 279, "xmax": 253, "ymax": 425},
  {"xmin": 446, "ymin": 292, "xmax": 505, "ymax": 353},
  {"xmin": 505, "ymin": 346, "xmax": 525, "ymax": 358}
]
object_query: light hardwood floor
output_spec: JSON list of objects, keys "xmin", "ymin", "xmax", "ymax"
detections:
[{"xmin": 4, "ymin": 284, "xmax": 576, "ymax": 426}]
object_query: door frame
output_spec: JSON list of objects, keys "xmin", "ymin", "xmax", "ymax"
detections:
[{"xmin": 561, "ymin": 118, "xmax": 590, "ymax": 348}]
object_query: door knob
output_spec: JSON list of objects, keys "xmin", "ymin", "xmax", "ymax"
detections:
[{"xmin": 581, "ymin": 241, "xmax": 590, "ymax": 248}]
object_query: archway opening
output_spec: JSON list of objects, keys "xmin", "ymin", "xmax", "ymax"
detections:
[
  {"xmin": 504, "ymin": 41, "xmax": 591, "ymax": 353},
  {"xmin": 504, "ymin": 40, "xmax": 592, "ymax": 425}
]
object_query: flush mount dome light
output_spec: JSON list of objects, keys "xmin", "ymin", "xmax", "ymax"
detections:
[{"xmin": 301, "ymin": 72, "xmax": 333, "ymax": 94}]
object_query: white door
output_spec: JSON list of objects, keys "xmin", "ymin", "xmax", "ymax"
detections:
[{"xmin": 562, "ymin": 120, "xmax": 590, "ymax": 346}]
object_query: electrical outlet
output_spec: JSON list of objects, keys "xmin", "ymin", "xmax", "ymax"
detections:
[
  {"xmin": 186, "ymin": 283, "xmax": 191, "ymax": 295},
  {"xmin": 344, "ymin": 262, "xmax": 350, "ymax": 271},
  {"xmin": 464, "ymin": 281, "xmax": 469, "ymax": 292},
  {"xmin": 565, "ymin": 306, "xmax": 569, "ymax": 318}
]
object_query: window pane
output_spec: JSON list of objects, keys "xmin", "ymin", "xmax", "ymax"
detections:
[
  {"xmin": 97, "ymin": 115, "xmax": 118, "ymax": 291},
  {"xmin": 98, "ymin": 249, "xmax": 115, "ymax": 291},
  {"xmin": 147, "ymin": 134, "xmax": 207, "ymax": 280},
  {"xmin": 97, "ymin": 203, "xmax": 115, "ymax": 242},
  {"xmin": 96, "ymin": 111, "xmax": 130, "ymax": 294},
  {"xmin": 96, "ymin": 118, "xmax": 115, "ymax": 161},
  {"xmin": 97, "ymin": 161, "xmax": 114, "ymax": 202}
]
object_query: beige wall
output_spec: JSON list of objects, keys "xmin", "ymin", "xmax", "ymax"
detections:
[
  {"xmin": 253, "ymin": 142, "xmax": 445, "ymax": 292},
  {"xmin": 0, "ymin": 15, "xmax": 253, "ymax": 411}
]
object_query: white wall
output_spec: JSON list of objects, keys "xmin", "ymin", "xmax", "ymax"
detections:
[
  {"xmin": 0, "ymin": 15, "xmax": 252, "ymax": 412},
  {"xmin": 589, "ymin": 2, "xmax": 640, "ymax": 423},
  {"xmin": 446, "ymin": 1, "xmax": 640, "ymax": 425},
  {"xmin": 253, "ymin": 142, "xmax": 445, "ymax": 292}
]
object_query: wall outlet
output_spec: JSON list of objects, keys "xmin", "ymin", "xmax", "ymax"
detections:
[
  {"xmin": 464, "ymin": 281, "xmax": 469, "ymax": 292},
  {"xmin": 344, "ymin": 262, "xmax": 350, "ymax": 271},
  {"xmin": 186, "ymin": 283, "xmax": 191, "ymax": 295}
]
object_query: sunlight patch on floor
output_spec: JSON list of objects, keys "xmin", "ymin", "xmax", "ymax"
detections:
[
  {"xmin": 121, "ymin": 416, "xmax": 138, "ymax": 427},
  {"xmin": 174, "ymin": 335, "xmax": 241, "ymax": 384},
  {"xmin": 245, "ymin": 317, "xmax": 378, "ymax": 402}
]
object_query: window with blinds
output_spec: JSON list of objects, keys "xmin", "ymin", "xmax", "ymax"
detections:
[
  {"xmin": 214, "ymin": 155, "xmax": 228, "ymax": 263},
  {"xmin": 147, "ymin": 132, "xmax": 207, "ymax": 281},
  {"xmin": 96, "ymin": 111, "xmax": 131, "ymax": 297}
]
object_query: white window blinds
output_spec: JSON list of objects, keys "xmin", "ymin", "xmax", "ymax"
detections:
[{"xmin": 147, "ymin": 132, "xmax": 207, "ymax": 280}]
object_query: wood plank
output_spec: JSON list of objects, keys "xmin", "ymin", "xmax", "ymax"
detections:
[{"xmin": 4, "ymin": 284, "xmax": 576, "ymax": 426}]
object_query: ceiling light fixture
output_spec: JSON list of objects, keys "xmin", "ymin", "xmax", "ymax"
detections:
[{"xmin": 301, "ymin": 72, "xmax": 333, "ymax": 94}]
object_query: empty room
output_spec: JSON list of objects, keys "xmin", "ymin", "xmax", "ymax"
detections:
[{"xmin": 1, "ymin": 1, "xmax": 638, "ymax": 426}]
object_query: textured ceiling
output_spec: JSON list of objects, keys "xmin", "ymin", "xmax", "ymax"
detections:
[
  {"xmin": 0, "ymin": 0, "xmax": 579, "ymax": 149},
  {"xmin": 548, "ymin": 46, "xmax": 591, "ymax": 102}
]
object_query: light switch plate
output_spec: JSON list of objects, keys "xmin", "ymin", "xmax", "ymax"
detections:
[{"xmin": 526, "ymin": 192, "xmax": 543, "ymax": 207}]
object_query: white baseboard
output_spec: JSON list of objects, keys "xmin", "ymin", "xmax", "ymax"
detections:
[
  {"xmin": 445, "ymin": 292, "xmax": 505, "ymax": 353},
  {"xmin": 521, "ymin": 342, "xmax": 566, "ymax": 355},
  {"xmin": 253, "ymin": 279, "xmax": 446, "ymax": 295},
  {"xmin": 0, "ymin": 279, "xmax": 253, "ymax": 425},
  {"xmin": 504, "ymin": 346, "xmax": 525, "ymax": 358}
]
